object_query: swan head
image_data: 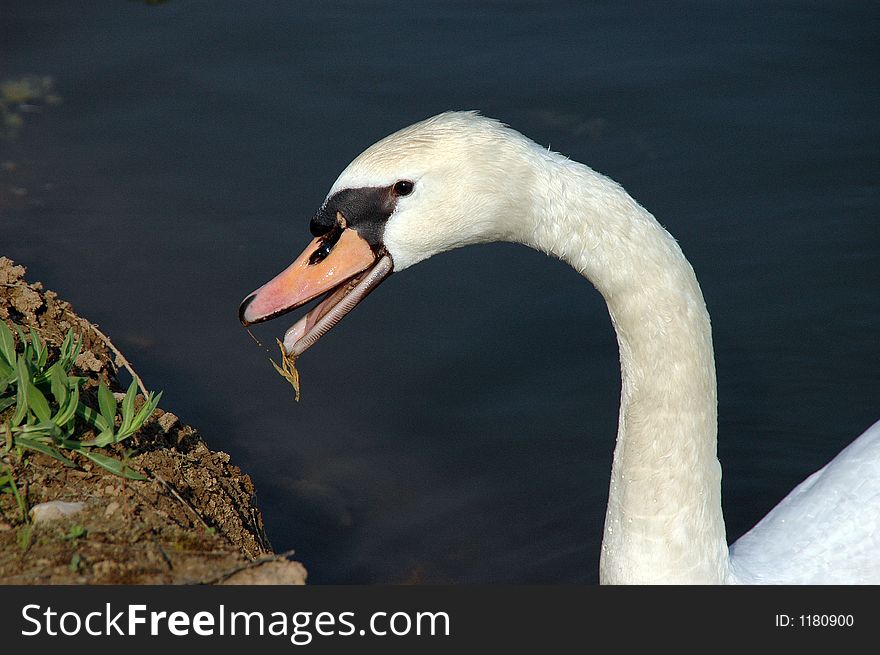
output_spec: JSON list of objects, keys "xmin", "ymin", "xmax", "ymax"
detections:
[{"xmin": 239, "ymin": 111, "xmax": 537, "ymax": 357}]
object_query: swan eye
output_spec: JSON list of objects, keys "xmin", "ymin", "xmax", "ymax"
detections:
[{"xmin": 393, "ymin": 180, "xmax": 414, "ymax": 196}]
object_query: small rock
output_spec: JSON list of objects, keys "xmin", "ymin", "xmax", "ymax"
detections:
[
  {"xmin": 221, "ymin": 560, "xmax": 308, "ymax": 585},
  {"xmin": 29, "ymin": 500, "xmax": 85, "ymax": 523},
  {"xmin": 10, "ymin": 284, "xmax": 42, "ymax": 316},
  {"xmin": 75, "ymin": 350, "xmax": 103, "ymax": 372},
  {"xmin": 0, "ymin": 257, "xmax": 26, "ymax": 284},
  {"xmin": 104, "ymin": 501, "xmax": 120, "ymax": 517},
  {"xmin": 158, "ymin": 412, "xmax": 179, "ymax": 433}
]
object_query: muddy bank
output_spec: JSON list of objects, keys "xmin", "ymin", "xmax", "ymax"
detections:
[{"xmin": 0, "ymin": 257, "xmax": 306, "ymax": 584}]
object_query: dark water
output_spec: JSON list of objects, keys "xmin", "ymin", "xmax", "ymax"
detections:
[{"xmin": 2, "ymin": 1, "xmax": 877, "ymax": 583}]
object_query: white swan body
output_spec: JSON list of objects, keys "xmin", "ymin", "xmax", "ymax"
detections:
[
  {"xmin": 729, "ymin": 419, "xmax": 880, "ymax": 583},
  {"xmin": 241, "ymin": 111, "xmax": 880, "ymax": 583}
]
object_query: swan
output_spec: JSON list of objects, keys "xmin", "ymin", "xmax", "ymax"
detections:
[{"xmin": 239, "ymin": 111, "xmax": 880, "ymax": 584}]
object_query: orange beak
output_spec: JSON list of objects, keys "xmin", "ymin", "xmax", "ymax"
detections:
[{"xmin": 239, "ymin": 228, "xmax": 393, "ymax": 356}]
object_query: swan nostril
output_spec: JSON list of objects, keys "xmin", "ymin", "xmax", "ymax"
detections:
[
  {"xmin": 238, "ymin": 293, "xmax": 257, "ymax": 325},
  {"xmin": 308, "ymin": 242, "xmax": 332, "ymax": 265},
  {"xmin": 308, "ymin": 223, "xmax": 344, "ymax": 266}
]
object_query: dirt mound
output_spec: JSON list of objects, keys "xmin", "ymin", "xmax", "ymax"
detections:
[{"xmin": 0, "ymin": 257, "xmax": 306, "ymax": 584}]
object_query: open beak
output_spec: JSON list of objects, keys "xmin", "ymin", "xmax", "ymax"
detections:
[{"xmin": 239, "ymin": 228, "xmax": 393, "ymax": 357}]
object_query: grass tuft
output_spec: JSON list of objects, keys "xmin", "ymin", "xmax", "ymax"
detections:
[{"xmin": 0, "ymin": 321, "xmax": 161, "ymax": 481}]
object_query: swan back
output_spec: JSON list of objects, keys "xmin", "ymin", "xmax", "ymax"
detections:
[{"xmin": 729, "ymin": 419, "xmax": 880, "ymax": 583}]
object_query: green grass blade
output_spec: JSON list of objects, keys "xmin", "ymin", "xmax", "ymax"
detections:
[
  {"xmin": 78, "ymin": 449, "xmax": 146, "ymax": 480},
  {"xmin": 0, "ymin": 374, "xmax": 10, "ymax": 395},
  {"xmin": 15, "ymin": 436, "xmax": 76, "ymax": 467},
  {"xmin": 58, "ymin": 329, "xmax": 82, "ymax": 372},
  {"xmin": 59, "ymin": 329, "xmax": 73, "ymax": 363},
  {"xmin": 26, "ymin": 381, "xmax": 51, "ymax": 423},
  {"xmin": 75, "ymin": 401, "xmax": 110, "ymax": 433},
  {"xmin": 117, "ymin": 390, "xmax": 162, "ymax": 441},
  {"xmin": 70, "ymin": 335, "xmax": 83, "ymax": 370},
  {"xmin": 97, "ymin": 380, "xmax": 117, "ymax": 428},
  {"xmin": 0, "ymin": 321, "xmax": 15, "ymax": 367},
  {"xmin": 92, "ymin": 428, "xmax": 116, "ymax": 447},
  {"xmin": 0, "ymin": 354, "xmax": 12, "ymax": 380},
  {"xmin": 119, "ymin": 379, "xmax": 137, "ymax": 435},
  {"xmin": 13, "ymin": 421, "xmax": 59, "ymax": 438},
  {"xmin": 52, "ymin": 381, "xmax": 79, "ymax": 427},
  {"xmin": 0, "ymin": 395, "xmax": 15, "ymax": 413},
  {"xmin": 0, "ymin": 465, "xmax": 26, "ymax": 522},
  {"xmin": 48, "ymin": 363, "xmax": 68, "ymax": 407},
  {"xmin": 29, "ymin": 328, "xmax": 47, "ymax": 369},
  {"xmin": 11, "ymin": 357, "xmax": 29, "ymax": 426}
]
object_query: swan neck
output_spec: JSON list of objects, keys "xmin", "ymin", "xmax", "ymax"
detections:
[{"xmin": 522, "ymin": 157, "xmax": 729, "ymax": 583}]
